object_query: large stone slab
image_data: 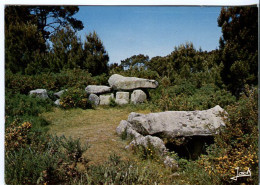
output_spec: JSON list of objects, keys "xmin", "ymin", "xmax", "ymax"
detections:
[
  {"xmin": 131, "ymin": 89, "xmax": 147, "ymax": 104},
  {"xmin": 127, "ymin": 105, "xmax": 226, "ymax": 138},
  {"xmin": 85, "ymin": 85, "xmax": 112, "ymax": 94},
  {"xmin": 108, "ymin": 74, "xmax": 158, "ymax": 90},
  {"xmin": 115, "ymin": 92, "xmax": 129, "ymax": 105},
  {"xmin": 29, "ymin": 89, "xmax": 49, "ymax": 99},
  {"xmin": 99, "ymin": 94, "xmax": 114, "ymax": 105}
]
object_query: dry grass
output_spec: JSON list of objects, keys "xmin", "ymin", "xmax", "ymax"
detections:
[{"xmin": 42, "ymin": 106, "xmax": 151, "ymax": 165}]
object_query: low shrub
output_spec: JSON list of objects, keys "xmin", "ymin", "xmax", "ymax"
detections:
[
  {"xmin": 80, "ymin": 154, "xmax": 161, "ymax": 185},
  {"xmin": 109, "ymin": 97, "xmax": 117, "ymax": 107},
  {"xmin": 5, "ymin": 129, "xmax": 89, "ymax": 185},
  {"xmin": 187, "ymin": 85, "xmax": 258, "ymax": 184},
  {"xmin": 60, "ymin": 87, "xmax": 92, "ymax": 109},
  {"xmin": 150, "ymin": 83, "xmax": 235, "ymax": 111},
  {"xmin": 5, "ymin": 69, "xmax": 100, "ymax": 94}
]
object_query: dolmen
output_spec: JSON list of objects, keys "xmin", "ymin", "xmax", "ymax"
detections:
[
  {"xmin": 86, "ymin": 74, "xmax": 159, "ymax": 106},
  {"xmin": 29, "ymin": 74, "xmax": 159, "ymax": 106},
  {"xmin": 116, "ymin": 105, "xmax": 226, "ymax": 167}
]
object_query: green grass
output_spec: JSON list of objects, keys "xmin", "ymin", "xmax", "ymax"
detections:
[{"xmin": 42, "ymin": 106, "xmax": 152, "ymax": 165}]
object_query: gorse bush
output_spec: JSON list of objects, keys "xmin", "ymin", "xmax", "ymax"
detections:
[
  {"xmin": 5, "ymin": 129, "xmax": 89, "ymax": 185},
  {"xmin": 60, "ymin": 87, "xmax": 92, "ymax": 109},
  {"xmin": 186, "ymin": 86, "xmax": 258, "ymax": 184},
  {"xmin": 5, "ymin": 120, "xmax": 32, "ymax": 152}
]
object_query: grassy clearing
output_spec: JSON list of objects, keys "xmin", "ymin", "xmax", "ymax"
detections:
[{"xmin": 42, "ymin": 106, "xmax": 151, "ymax": 165}]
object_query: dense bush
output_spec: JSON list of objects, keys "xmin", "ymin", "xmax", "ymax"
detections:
[
  {"xmin": 150, "ymin": 82, "xmax": 235, "ymax": 111},
  {"xmin": 5, "ymin": 118, "xmax": 89, "ymax": 184},
  {"xmin": 5, "ymin": 69, "xmax": 97, "ymax": 94},
  {"xmin": 179, "ymin": 86, "xmax": 258, "ymax": 184},
  {"xmin": 5, "ymin": 91, "xmax": 52, "ymax": 132},
  {"xmin": 60, "ymin": 87, "xmax": 92, "ymax": 109},
  {"xmin": 5, "ymin": 132, "xmax": 89, "ymax": 184}
]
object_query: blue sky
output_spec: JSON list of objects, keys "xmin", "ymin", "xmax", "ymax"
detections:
[{"xmin": 74, "ymin": 6, "xmax": 222, "ymax": 64}]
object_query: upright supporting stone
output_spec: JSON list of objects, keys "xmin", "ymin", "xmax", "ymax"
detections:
[
  {"xmin": 88, "ymin": 94, "xmax": 100, "ymax": 106},
  {"xmin": 131, "ymin": 89, "xmax": 147, "ymax": 104},
  {"xmin": 99, "ymin": 94, "xmax": 114, "ymax": 105},
  {"xmin": 115, "ymin": 92, "xmax": 129, "ymax": 105}
]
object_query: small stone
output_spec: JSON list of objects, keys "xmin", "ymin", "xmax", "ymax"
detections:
[
  {"xmin": 54, "ymin": 99, "xmax": 61, "ymax": 106},
  {"xmin": 88, "ymin": 94, "xmax": 100, "ymax": 106},
  {"xmin": 54, "ymin": 89, "xmax": 67, "ymax": 98},
  {"xmin": 29, "ymin": 89, "xmax": 49, "ymax": 99}
]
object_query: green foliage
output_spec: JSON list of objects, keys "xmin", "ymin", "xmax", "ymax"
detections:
[
  {"xmin": 5, "ymin": 132, "xmax": 89, "ymax": 185},
  {"xmin": 5, "ymin": 6, "xmax": 83, "ymax": 41},
  {"xmin": 5, "ymin": 69, "xmax": 96, "ymax": 94},
  {"xmin": 5, "ymin": 91, "xmax": 52, "ymax": 118},
  {"xmin": 83, "ymin": 31, "xmax": 109, "ymax": 76},
  {"xmin": 120, "ymin": 54, "xmax": 149, "ymax": 70},
  {"xmin": 49, "ymin": 26, "xmax": 84, "ymax": 72},
  {"xmin": 5, "ymin": 21, "xmax": 46, "ymax": 74},
  {"xmin": 186, "ymin": 86, "xmax": 258, "ymax": 184},
  {"xmin": 109, "ymin": 97, "xmax": 117, "ymax": 107},
  {"xmin": 60, "ymin": 87, "xmax": 92, "ymax": 109},
  {"xmin": 120, "ymin": 127, "xmax": 128, "ymax": 140},
  {"xmin": 218, "ymin": 7, "xmax": 258, "ymax": 96},
  {"xmin": 5, "ymin": 91, "xmax": 52, "ymax": 133},
  {"xmin": 150, "ymin": 83, "xmax": 235, "ymax": 111}
]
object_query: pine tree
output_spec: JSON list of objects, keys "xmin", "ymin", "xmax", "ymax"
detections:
[
  {"xmin": 217, "ymin": 7, "xmax": 258, "ymax": 96},
  {"xmin": 83, "ymin": 32, "xmax": 109, "ymax": 76}
]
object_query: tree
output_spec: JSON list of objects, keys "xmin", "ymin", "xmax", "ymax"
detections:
[
  {"xmin": 120, "ymin": 54, "xmax": 149, "ymax": 70},
  {"xmin": 29, "ymin": 6, "xmax": 84, "ymax": 40},
  {"xmin": 5, "ymin": 6, "xmax": 84, "ymax": 74},
  {"xmin": 49, "ymin": 26, "xmax": 83, "ymax": 72},
  {"xmin": 5, "ymin": 21, "xmax": 46, "ymax": 74},
  {"xmin": 5, "ymin": 6, "xmax": 84, "ymax": 40},
  {"xmin": 83, "ymin": 32, "xmax": 109, "ymax": 76},
  {"xmin": 217, "ymin": 7, "xmax": 258, "ymax": 96}
]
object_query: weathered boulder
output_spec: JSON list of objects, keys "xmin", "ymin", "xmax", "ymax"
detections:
[
  {"xmin": 85, "ymin": 85, "xmax": 111, "ymax": 94},
  {"xmin": 29, "ymin": 89, "xmax": 49, "ymax": 99},
  {"xmin": 116, "ymin": 120, "xmax": 141, "ymax": 139},
  {"xmin": 115, "ymin": 92, "xmax": 129, "ymax": 105},
  {"xmin": 108, "ymin": 74, "xmax": 158, "ymax": 90},
  {"xmin": 131, "ymin": 89, "xmax": 147, "ymax": 104},
  {"xmin": 126, "ymin": 135, "xmax": 167, "ymax": 153},
  {"xmin": 54, "ymin": 89, "xmax": 67, "ymax": 98},
  {"xmin": 99, "ymin": 94, "xmax": 114, "ymax": 105},
  {"xmin": 127, "ymin": 105, "xmax": 226, "ymax": 138},
  {"xmin": 88, "ymin": 94, "xmax": 100, "ymax": 106},
  {"xmin": 54, "ymin": 99, "xmax": 61, "ymax": 106}
]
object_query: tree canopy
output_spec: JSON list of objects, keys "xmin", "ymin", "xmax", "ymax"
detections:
[{"xmin": 217, "ymin": 7, "xmax": 258, "ymax": 95}]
